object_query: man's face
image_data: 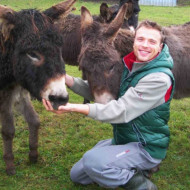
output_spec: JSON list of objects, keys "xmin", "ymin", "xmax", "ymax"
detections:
[{"xmin": 133, "ymin": 26, "xmax": 163, "ymax": 62}]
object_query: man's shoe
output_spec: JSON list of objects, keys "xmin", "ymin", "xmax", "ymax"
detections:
[{"xmin": 120, "ymin": 169, "xmax": 158, "ymax": 190}]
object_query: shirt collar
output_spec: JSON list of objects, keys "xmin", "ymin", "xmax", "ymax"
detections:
[
  {"xmin": 123, "ymin": 52, "xmax": 136, "ymax": 71},
  {"xmin": 123, "ymin": 51, "xmax": 160, "ymax": 71}
]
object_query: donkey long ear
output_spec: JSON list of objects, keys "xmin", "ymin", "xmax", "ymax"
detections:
[
  {"xmin": 81, "ymin": 6, "xmax": 93, "ymax": 34},
  {"xmin": 43, "ymin": 0, "xmax": 76, "ymax": 20},
  {"xmin": 124, "ymin": 0, "xmax": 134, "ymax": 20},
  {"xmin": 105, "ymin": 3, "xmax": 128, "ymax": 40},
  {"xmin": 0, "ymin": 5, "xmax": 16, "ymax": 22},
  {"xmin": 0, "ymin": 5, "xmax": 16, "ymax": 42},
  {"xmin": 100, "ymin": 3, "xmax": 109, "ymax": 22}
]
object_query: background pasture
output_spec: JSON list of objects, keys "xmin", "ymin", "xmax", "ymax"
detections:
[{"xmin": 0, "ymin": 0, "xmax": 190, "ymax": 189}]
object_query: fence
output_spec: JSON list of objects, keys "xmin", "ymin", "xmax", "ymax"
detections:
[{"xmin": 139, "ymin": 0, "xmax": 177, "ymax": 6}]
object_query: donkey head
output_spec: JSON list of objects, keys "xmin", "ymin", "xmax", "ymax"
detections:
[
  {"xmin": 0, "ymin": 0, "xmax": 76, "ymax": 109},
  {"xmin": 79, "ymin": 4, "xmax": 130, "ymax": 104},
  {"xmin": 99, "ymin": 3, "xmax": 120, "ymax": 23},
  {"xmin": 99, "ymin": 0, "xmax": 136, "ymax": 28}
]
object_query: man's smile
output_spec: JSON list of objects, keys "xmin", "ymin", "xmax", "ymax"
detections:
[{"xmin": 138, "ymin": 49, "xmax": 151, "ymax": 57}]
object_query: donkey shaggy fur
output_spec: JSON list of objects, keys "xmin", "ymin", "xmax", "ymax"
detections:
[{"xmin": 0, "ymin": 0, "xmax": 75, "ymax": 175}]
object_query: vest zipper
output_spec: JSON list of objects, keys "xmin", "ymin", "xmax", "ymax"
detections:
[
  {"xmin": 132, "ymin": 123, "xmax": 147, "ymax": 146},
  {"xmin": 120, "ymin": 65, "xmax": 133, "ymax": 88}
]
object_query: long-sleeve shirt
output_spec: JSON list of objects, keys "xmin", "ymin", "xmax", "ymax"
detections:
[{"xmin": 70, "ymin": 72, "xmax": 172, "ymax": 124}]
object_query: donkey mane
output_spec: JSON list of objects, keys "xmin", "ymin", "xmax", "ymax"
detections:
[
  {"xmin": 0, "ymin": 9, "xmax": 63, "ymax": 90},
  {"xmin": 0, "ymin": 9, "xmax": 55, "ymax": 52}
]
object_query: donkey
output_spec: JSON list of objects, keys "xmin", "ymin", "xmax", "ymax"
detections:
[
  {"xmin": 0, "ymin": 0, "xmax": 76, "ymax": 175},
  {"xmin": 110, "ymin": 0, "xmax": 140, "ymax": 29},
  {"xmin": 55, "ymin": 0, "xmax": 135, "ymax": 66},
  {"xmin": 79, "ymin": 5, "xmax": 190, "ymax": 103},
  {"xmin": 163, "ymin": 22, "xmax": 190, "ymax": 99},
  {"xmin": 55, "ymin": 0, "xmax": 134, "ymax": 104}
]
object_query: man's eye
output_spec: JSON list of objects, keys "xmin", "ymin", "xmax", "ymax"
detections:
[
  {"xmin": 137, "ymin": 38, "xmax": 143, "ymax": 42},
  {"xmin": 149, "ymin": 40, "xmax": 156, "ymax": 45}
]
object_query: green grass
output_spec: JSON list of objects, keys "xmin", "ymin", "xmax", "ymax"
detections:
[
  {"xmin": 0, "ymin": 0, "xmax": 104, "ymax": 14},
  {"xmin": 1, "ymin": 0, "xmax": 189, "ymax": 25},
  {"xmin": 139, "ymin": 5, "xmax": 190, "ymax": 26},
  {"xmin": 0, "ymin": 1, "xmax": 190, "ymax": 190}
]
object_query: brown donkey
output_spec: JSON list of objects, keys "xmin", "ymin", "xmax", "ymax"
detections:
[
  {"xmin": 79, "ymin": 4, "xmax": 132, "ymax": 103},
  {"xmin": 79, "ymin": 5, "xmax": 190, "ymax": 103},
  {"xmin": 0, "ymin": 0, "xmax": 77, "ymax": 175},
  {"xmin": 56, "ymin": 0, "xmax": 134, "ymax": 104}
]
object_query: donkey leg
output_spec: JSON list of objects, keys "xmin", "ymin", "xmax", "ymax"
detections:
[
  {"xmin": 16, "ymin": 90, "xmax": 40, "ymax": 163},
  {"xmin": 1, "ymin": 110, "xmax": 16, "ymax": 175},
  {"xmin": 0, "ymin": 86, "xmax": 17, "ymax": 175}
]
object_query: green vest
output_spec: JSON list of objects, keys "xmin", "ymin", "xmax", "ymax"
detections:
[{"xmin": 112, "ymin": 46, "xmax": 175, "ymax": 159}]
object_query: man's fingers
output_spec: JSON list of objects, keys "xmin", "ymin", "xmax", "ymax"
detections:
[
  {"xmin": 42, "ymin": 99, "xmax": 54, "ymax": 111},
  {"xmin": 42, "ymin": 99, "xmax": 49, "ymax": 110},
  {"xmin": 43, "ymin": 99, "xmax": 72, "ymax": 114},
  {"xmin": 46, "ymin": 100, "xmax": 54, "ymax": 110}
]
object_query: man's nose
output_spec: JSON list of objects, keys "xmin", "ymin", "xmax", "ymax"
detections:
[{"xmin": 142, "ymin": 40, "xmax": 148, "ymax": 47}]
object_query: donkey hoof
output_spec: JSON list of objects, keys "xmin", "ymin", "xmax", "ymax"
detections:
[
  {"xmin": 6, "ymin": 167, "xmax": 16, "ymax": 175},
  {"xmin": 29, "ymin": 157, "xmax": 38, "ymax": 163},
  {"xmin": 29, "ymin": 153, "xmax": 38, "ymax": 163}
]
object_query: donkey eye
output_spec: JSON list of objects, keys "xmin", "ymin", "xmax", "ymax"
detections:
[
  {"xmin": 27, "ymin": 51, "xmax": 40, "ymax": 62},
  {"xmin": 109, "ymin": 65, "xmax": 115, "ymax": 71},
  {"xmin": 26, "ymin": 51, "xmax": 44, "ymax": 66}
]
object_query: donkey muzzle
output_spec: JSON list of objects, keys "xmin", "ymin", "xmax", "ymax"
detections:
[{"xmin": 49, "ymin": 95, "xmax": 69, "ymax": 110}]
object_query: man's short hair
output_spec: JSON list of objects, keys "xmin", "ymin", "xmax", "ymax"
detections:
[{"xmin": 135, "ymin": 20, "xmax": 165, "ymax": 44}]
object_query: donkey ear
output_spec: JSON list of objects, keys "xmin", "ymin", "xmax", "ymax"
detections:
[
  {"xmin": 0, "ymin": 5, "xmax": 16, "ymax": 41},
  {"xmin": 43, "ymin": 0, "xmax": 76, "ymax": 21},
  {"xmin": 100, "ymin": 3, "xmax": 109, "ymax": 21},
  {"xmin": 0, "ymin": 5, "xmax": 16, "ymax": 22},
  {"xmin": 81, "ymin": 6, "xmax": 93, "ymax": 34},
  {"xmin": 124, "ymin": 0, "xmax": 134, "ymax": 20},
  {"xmin": 105, "ymin": 3, "xmax": 128, "ymax": 40}
]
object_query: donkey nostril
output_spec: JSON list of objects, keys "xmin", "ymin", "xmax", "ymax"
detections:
[
  {"xmin": 49, "ymin": 95, "xmax": 69, "ymax": 110},
  {"xmin": 48, "ymin": 95, "xmax": 56, "ymax": 101}
]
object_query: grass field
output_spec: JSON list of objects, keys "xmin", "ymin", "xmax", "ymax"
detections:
[{"xmin": 0, "ymin": 0, "xmax": 190, "ymax": 190}]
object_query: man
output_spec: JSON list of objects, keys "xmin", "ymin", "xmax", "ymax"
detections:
[{"xmin": 43, "ymin": 20, "xmax": 175, "ymax": 189}]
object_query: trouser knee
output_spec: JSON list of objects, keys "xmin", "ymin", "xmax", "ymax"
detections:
[
  {"xmin": 70, "ymin": 157, "xmax": 94, "ymax": 185},
  {"xmin": 70, "ymin": 167, "xmax": 77, "ymax": 183},
  {"xmin": 83, "ymin": 150, "xmax": 101, "ymax": 174}
]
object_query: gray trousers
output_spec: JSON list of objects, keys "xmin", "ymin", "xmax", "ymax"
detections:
[{"xmin": 70, "ymin": 139, "xmax": 161, "ymax": 189}]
